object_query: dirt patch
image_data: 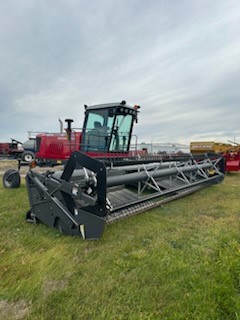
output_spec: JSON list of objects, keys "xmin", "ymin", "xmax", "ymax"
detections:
[
  {"xmin": 42, "ymin": 279, "xmax": 68, "ymax": 295},
  {"xmin": 0, "ymin": 160, "xmax": 18, "ymax": 171},
  {"xmin": 0, "ymin": 160, "xmax": 63, "ymax": 177},
  {"xmin": 0, "ymin": 300, "xmax": 29, "ymax": 320},
  {"xmin": 0, "ymin": 160, "xmax": 27, "ymax": 177}
]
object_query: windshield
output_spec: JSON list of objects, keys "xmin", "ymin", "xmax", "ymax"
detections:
[
  {"xmin": 109, "ymin": 114, "xmax": 132, "ymax": 152},
  {"xmin": 81, "ymin": 108, "xmax": 133, "ymax": 153}
]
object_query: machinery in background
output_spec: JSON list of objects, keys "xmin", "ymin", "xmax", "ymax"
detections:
[
  {"xmin": 190, "ymin": 141, "xmax": 240, "ymax": 172},
  {"xmin": 8, "ymin": 101, "xmax": 224, "ymax": 240},
  {"xmin": 0, "ymin": 138, "xmax": 36, "ymax": 162}
]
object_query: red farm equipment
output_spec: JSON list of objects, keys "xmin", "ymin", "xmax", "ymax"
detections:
[
  {"xmin": 0, "ymin": 139, "xmax": 23, "ymax": 159},
  {"xmin": 0, "ymin": 138, "xmax": 36, "ymax": 162},
  {"xmin": 3, "ymin": 101, "xmax": 225, "ymax": 239},
  {"xmin": 190, "ymin": 141, "xmax": 240, "ymax": 172},
  {"xmin": 223, "ymin": 143, "xmax": 240, "ymax": 172},
  {"xmin": 34, "ymin": 104, "xmax": 140, "ymax": 162}
]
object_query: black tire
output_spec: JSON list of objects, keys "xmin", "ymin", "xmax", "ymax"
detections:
[
  {"xmin": 21, "ymin": 151, "xmax": 35, "ymax": 162},
  {"xmin": 3, "ymin": 169, "xmax": 21, "ymax": 189}
]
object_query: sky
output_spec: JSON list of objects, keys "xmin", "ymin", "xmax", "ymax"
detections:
[{"xmin": 0, "ymin": 0, "xmax": 240, "ymax": 146}]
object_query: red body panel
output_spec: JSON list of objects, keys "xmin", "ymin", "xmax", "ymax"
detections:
[
  {"xmin": 35, "ymin": 132, "xmax": 131, "ymax": 160},
  {"xmin": 36, "ymin": 132, "xmax": 82, "ymax": 160},
  {"xmin": 225, "ymin": 152, "xmax": 240, "ymax": 172},
  {"xmin": 226, "ymin": 160, "xmax": 240, "ymax": 172},
  {"xmin": 0, "ymin": 143, "xmax": 11, "ymax": 154}
]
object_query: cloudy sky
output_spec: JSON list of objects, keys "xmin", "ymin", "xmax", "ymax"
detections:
[{"xmin": 0, "ymin": 0, "xmax": 240, "ymax": 146}]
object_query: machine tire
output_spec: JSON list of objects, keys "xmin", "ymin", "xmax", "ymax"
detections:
[
  {"xmin": 3, "ymin": 169, "xmax": 21, "ymax": 189},
  {"xmin": 21, "ymin": 151, "xmax": 35, "ymax": 162}
]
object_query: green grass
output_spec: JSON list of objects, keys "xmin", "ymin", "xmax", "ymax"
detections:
[{"xmin": 0, "ymin": 173, "xmax": 240, "ymax": 319}]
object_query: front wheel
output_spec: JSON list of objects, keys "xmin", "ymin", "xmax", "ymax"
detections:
[{"xmin": 2, "ymin": 169, "xmax": 21, "ymax": 188}]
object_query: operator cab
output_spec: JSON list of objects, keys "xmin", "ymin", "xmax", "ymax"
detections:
[{"xmin": 81, "ymin": 101, "xmax": 139, "ymax": 154}]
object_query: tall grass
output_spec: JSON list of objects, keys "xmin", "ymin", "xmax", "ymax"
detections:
[{"xmin": 0, "ymin": 173, "xmax": 240, "ymax": 319}]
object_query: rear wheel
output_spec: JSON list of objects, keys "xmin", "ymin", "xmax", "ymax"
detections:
[
  {"xmin": 21, "ymin": 151, "xmax": 35, "ymax": 162},
  {"xmin": 3, "ymin": 169, "xmax": 21, "ymax": 188}
]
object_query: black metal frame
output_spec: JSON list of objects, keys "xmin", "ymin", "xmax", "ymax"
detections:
[
  {"xmin": 25, "ymin": 151, "xmax": 225, "ymax": 240},
  {"xmin": 26, "ymin": 151, "xmax": 106, "ymax": 239}
]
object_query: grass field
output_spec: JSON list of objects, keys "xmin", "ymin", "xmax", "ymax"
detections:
[{"xmin": 0, "ymin": 172, "xmax": 240, "ymax": 319}]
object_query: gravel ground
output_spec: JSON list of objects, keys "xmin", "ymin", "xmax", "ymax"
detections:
[
  {"xmin": 0, "ymin": 159, "xmax": 62, "ymax": 177},
  {"xmin": 0, "ymin": 160, "xmax": 20, "ymax": 176}
]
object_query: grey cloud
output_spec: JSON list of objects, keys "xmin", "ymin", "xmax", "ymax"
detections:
[{"xmin": 0, "ymin": 0, "xmax": 239, "ymax": 145}]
